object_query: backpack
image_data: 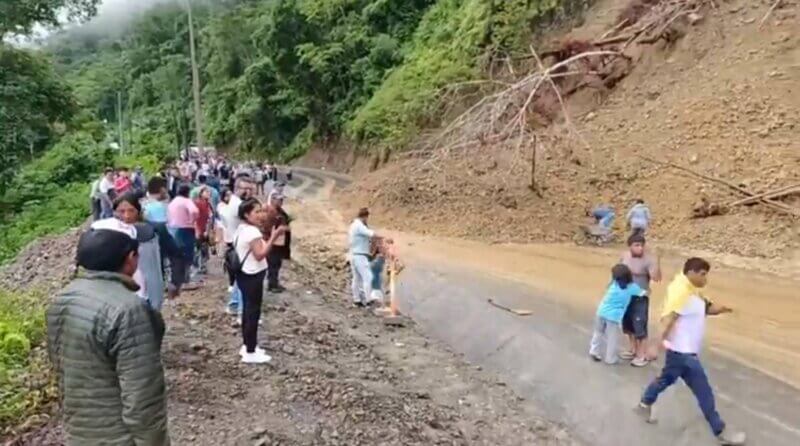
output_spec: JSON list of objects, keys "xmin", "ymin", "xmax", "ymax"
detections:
[{"xmin": 224, "ymin": 236, "xmax": 252, "ymax": 275}]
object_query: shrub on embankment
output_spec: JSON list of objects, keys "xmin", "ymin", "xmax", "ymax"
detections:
[
  {"xmin": 345, "ymin": 0, "xmax": 585, "ymax": 147},
  {"xmin": 0, "ymin": 184, "xmax": 85, "ymax": 431},
  {"xmin": 0, "ymin": 132, "xmax": 106, "ymax": 265},
  {"xmin": 0, "ymin": 289, "xmax": 53, "ymax": 432}
]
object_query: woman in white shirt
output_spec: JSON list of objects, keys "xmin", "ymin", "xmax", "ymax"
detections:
[{"xmin": 234, "ymin": 198, "xmax": 286, "ymax": 364}]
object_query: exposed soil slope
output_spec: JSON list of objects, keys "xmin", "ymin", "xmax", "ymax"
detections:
[{"xmin": 339, "ymin": 0, "xmax": 800, "ymax": 264}]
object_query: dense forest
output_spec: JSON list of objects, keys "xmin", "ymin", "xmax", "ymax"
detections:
[
  {"xmin": 2, "ymin": 0, "xmax": 585, "ymax": 256},
  {"xmin": 45, "ymin": 0, "xmax": 577, "ymax": 158},
  {"xmin": 3, "ymin": 0, "xmax": 582, "ymax": 189}
]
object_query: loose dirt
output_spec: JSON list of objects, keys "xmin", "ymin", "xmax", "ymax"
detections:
[{"xmin": 337, "ymin": 0, "xmax": 800, "ymax": 268}]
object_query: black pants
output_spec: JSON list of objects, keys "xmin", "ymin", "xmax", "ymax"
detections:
[
  {"xmin": 224, "ymin": 243, "xmax": 236, "ymax": 286},
  {"xmin": 169, "ymin": 255, "xmax": 187, "ymax": 292},
  {"xmin": 267, "ymin": 251, "xmax": 283, "ymax": 289},
  {"xmin": 91, "ymin": 198, "xmax": 101, "ymax": 221},
  {"xmin": 238, "ymin": 269, "xmax": 266, "ymax": 353}
]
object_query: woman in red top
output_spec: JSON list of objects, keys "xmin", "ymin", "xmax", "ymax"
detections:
[
  {"xmin": 194, "ymin": 187, "xmax": 212, "ymax": 274},
  {"xmin": 113, "ymin": 168, "xmax": 133, "ymax": 196}
]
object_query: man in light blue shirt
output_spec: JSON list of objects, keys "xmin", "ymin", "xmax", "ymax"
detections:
[
  {"xmin": 349, "ymin": 207, "xmax": 379, "ymax": 307},
  {"xmin": 627, "ymin": 199, "xmax": 652, "ymax": 236}
]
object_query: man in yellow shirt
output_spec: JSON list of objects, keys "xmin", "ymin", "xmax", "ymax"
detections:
[{"xmin": 635, "ymin": 257, "xmax": 745, "ymax": 445}]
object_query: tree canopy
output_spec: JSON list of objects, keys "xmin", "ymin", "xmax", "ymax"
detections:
[
  {"xmin": 0, "ymin": 0, "xmax": 101, "ymax": 38},
  {"xmin": 0, "ymin": 46, "xmax": 77, "ymax": 193},
  {"xmin": 3, "ymin": 0, "xmax": 575, "ymax": 175}
]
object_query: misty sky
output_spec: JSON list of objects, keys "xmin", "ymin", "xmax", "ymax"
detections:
[
  {"xmin": 10, "ymin": 0, "xmax": 225, "ymax": 46},
  {"xmin": 9, "ymin": 0, "xmax": 175, "ymax": 45},
  {"xmin": 94, "ymin": 0, "xmax": 176, "ymax": 21}
]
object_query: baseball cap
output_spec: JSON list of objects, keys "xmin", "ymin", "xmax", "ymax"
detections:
[{"xmin": 77, "ymin": 228, "xmax": 139, "ymax": 272}]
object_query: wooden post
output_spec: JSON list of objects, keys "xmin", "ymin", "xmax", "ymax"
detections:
[
  {"xmin": 186, "ymin": 0, "xmax": 204, "ymax": 153},
  {"xmin": 117, "ymin": 91, "xmax": 124, "ymax": 155},
  {"xmin": 530, "ymin": 134, "xmax": 536, "ymax": 190},
  {"xmin": 388, "ymin": 261, "xmax": 398, "ymax": 317},
  {"xmin": 529, "ymin": 133, "xmax": 542, "ymax": 196}
]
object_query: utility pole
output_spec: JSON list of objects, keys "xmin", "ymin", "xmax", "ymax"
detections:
[
  {"xmin": 186, "ymin": 0, "xmax": 204, "ymax": 154},
  {"xmin": 126, "ymin": 87, "xmax": 135, "ymax": 154},
  {"xmin": 117, "ymin": 91, "xmax": 124, "ymax": 155}
]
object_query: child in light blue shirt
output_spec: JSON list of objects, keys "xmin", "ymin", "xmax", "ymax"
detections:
[{"xmin": 590, "ymin": 264, "xmax": 644, "ymax": 364}]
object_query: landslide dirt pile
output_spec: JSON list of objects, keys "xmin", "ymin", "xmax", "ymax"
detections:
[
  {"xmin": 0, "ymin": 227, "xmax": 83, "ymax": 294},
  {"xmin": 339, "ymin": 0, "xmax": 800, "ymax": 261}
]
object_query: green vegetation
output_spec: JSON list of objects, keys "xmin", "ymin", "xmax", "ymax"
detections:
[
  {"xmin": 349, "ymin": 0, "xmax": 567, "ymax": 145},
  {"xmin": 0, "ymin": 46, "xmax": 77, "ymax": 193},
  {"xmin": 0, "ymin": 0, "xmax": 100, "ymax": 37},
  {"xmin": 0, "ymin": 1, "xmax": 170, "ymax": 428},
  {"xmin": 0, "ymin": 289, "xmax": 53, "ymax": 429},
  {"xmin": 201, "ymin": 0, "xmax": 571, "ymax": 152},
  {"xmin": 43, "ymin": 0, "xmax": 575, "ymax": 159}
]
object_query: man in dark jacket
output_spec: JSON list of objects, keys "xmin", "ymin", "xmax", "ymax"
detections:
[{"xmin": 47, "ymin": 226, "xmax": 170, "ymax": 445}]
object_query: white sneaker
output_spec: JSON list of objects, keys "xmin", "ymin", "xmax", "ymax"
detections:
[
  {"xmin": 241, "ymin": 351, "xmax": 272, "ymax": 364},
  {"xmin": 239, "ymin": 345, "xmax": 266, "ymax": 356},
  {"xmin": 717, "ymin": 429, "xmax": 746, "ymax": 446}
]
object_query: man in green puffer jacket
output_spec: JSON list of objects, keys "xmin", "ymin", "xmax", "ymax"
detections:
[{"xmin": 47, "ymin": 223, "xmax": 170, "ymax": 446}]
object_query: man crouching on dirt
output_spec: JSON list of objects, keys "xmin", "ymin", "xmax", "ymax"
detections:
[
  {"xmin": 46, "ymin": 227, "xmax": 170, "ymax": 445},
  {"xmin": 349, "ymin": 207, "xmax": 381, "ymax": 307}
]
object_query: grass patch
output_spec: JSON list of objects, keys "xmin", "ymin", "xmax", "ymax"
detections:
[
  {"xmin": 0, "ymin": 289, "xmax": 55, "ymax": 431},
  {"xmin": 0, "ymin": 183, "xmax": 89, "ymax": 265}
]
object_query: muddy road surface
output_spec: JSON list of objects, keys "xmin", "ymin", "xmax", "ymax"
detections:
[{"xmin": 297, "ymin": 169, "xmax": 800, "ymax": 446}]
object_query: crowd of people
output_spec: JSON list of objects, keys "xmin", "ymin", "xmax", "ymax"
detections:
[
  {"xmin": 589, "ymin": 218, "xmax": 745, "ymax": 445},
  {"xmin": 46, "ymin": 154, "xmax": 295, "ymax": 444}
]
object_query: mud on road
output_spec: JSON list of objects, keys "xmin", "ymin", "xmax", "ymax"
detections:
[{"xmin": 10, "ymin": 237, "xmax": 576, "ymax": 446}]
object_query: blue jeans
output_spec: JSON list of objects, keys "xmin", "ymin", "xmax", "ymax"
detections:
[
  {"xmin": 592, "ymin": 208, "xmax": 615, "ymax": 229},
  {"xmin": 227, "ymin": 283, "xmax": 242, "ymax": 313},
  {"xmin": 641, "ymin": 350, "xmax": 725, "ymax": 436}
]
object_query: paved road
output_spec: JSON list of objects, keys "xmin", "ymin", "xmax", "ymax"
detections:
[
  {"xmin": 292, "ymin": 169, "xmax": 800, "ymax": 446},
  {"xmin": 398, "ymin": 259, "xmax": 800, "ymax": 446}
]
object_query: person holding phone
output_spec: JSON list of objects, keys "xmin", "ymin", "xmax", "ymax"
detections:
[{"xmin": 234, "ymin": 198, "xmax": 287, "ymax": 364}]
